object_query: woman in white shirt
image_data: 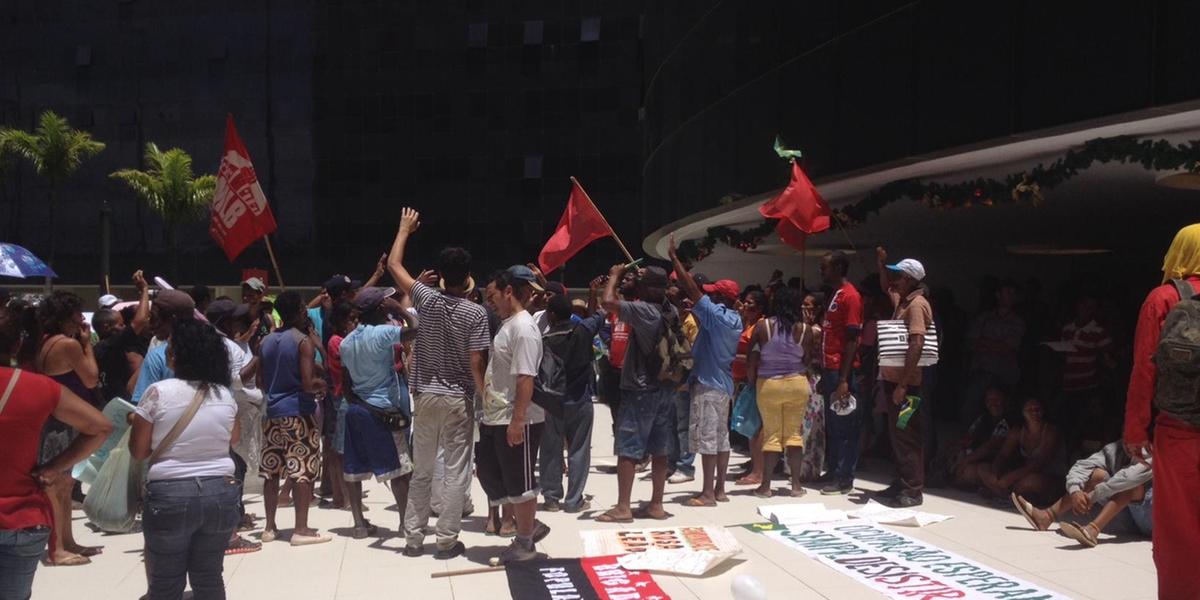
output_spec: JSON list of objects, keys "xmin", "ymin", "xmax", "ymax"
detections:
[{"xmin": 131, "ymin": 320, "xmax": 240, "ymax": 600}]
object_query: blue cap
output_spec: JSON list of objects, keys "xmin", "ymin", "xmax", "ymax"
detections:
[{"xmin": 505, "ymin": 265, "xmax": 545, "ymax": 292}]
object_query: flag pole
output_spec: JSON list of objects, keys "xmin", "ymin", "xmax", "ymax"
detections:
[
  {"xmin": 263, "ymin": 234, "xmax": 286, "ymax": 290},
  {"xmin": 570, "ymin": 176, "xmax": 636, "ymax": 264}
]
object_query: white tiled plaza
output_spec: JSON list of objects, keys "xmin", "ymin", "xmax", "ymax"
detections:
[{"xmin": 34, "ymin": 407, "xmax": 1156, "ymax": 600}]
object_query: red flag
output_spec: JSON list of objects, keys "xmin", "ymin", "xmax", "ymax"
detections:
[
  {"xmin": 759, "ymin": 160, "xmax": 831, "ymax": 235},
  {"xmin": 776, "ymin": 218, "xmax": 808, "ymax": 251},
  {"xmin": 210, "ymin": 115, "xmax": 278, "ymax": 261},
  {"xmin": 538, "ymin": 178, "xmax": 613, "ymax": 274}
]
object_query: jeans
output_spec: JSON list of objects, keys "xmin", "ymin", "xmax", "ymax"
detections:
[
  {"xmin": 404, "ymin": 392, "xmax": 472, "ymax": 551},
  {"xmin": 668, "ymin": 389, "xmax": 695, "ymax": 476},
  {"xmin": 615, "ymin": 388, "xmax": 674, "ymax": 459},
  {"xmin": 540, "ymin": 399, "xmax": 594, "ymax": 509},
  {"xmin": 143, "ymin": 476, "xmax": 241, "ymax": 600},
  {"xmin": 820, "ymin": 369, "xmax": 861, "ymax": 484},
  {"xmin": 0, "ymin": 526, "xmax": 50, "ymax": 600}
]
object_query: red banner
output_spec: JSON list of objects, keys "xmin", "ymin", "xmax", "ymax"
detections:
[
  {"xmin": 210, "ymin": 115, "xmax": 278, "ymax": 261},
  {"xmin": 505, "ymin": 555, "xmax": 670, "ymax": 600}
]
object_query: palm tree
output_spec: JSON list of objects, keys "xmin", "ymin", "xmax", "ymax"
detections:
[
  {"xmin": 0, "ymin": 110, "xmax": 106, "ymax": 280},
  {"xmin": 111, "ymin": 143, "xmax": 215, "ymax": 280}
]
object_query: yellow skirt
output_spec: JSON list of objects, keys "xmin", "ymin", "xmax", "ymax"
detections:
[{"xmin": 756, "ymin": 374, "xmax": 811, "ymax": 453}]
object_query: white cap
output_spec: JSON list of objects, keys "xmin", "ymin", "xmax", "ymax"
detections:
[
  {"xmin": 98, "ymin": 294, "xmax": 120, "ymax": 309},
  {"xmin": 886, "ymin": 258, "xmax": 926, "ymax": 281}
]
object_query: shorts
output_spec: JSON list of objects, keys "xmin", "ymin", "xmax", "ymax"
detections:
[
  {"xmin": 689, "ymin": 384, "xmax": 732, "ymax": 455},
  {"xmin": 615, "ymin": 388, "xmax": 674, "ymax": 459},
  {"xmin": 476, "ymin": 422, "xmax": 543, "ymax": 506},
  {"xmin": 259, "ymin": 415, "xmax": 321, "ymax": 483},
  {"xmin": 342, "ymin": 403, "xmax": 413, "ymax": 482},
  {"xmin": 333, "ymin": 399, "xmax": 348, "ymax": 455},
  {"xmin": 1126, "ymin": 486, "xmax": 1153, "ymax": 536}
]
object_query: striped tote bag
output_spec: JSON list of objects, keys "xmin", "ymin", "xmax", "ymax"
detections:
[{"xmin": 876, "ymin": 319, "xmax": 939, "ymax": 367}]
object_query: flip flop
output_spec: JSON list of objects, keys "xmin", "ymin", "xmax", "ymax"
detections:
[
  {"xmin": 735, "ymin": 475, "xmax": 762, "ymax": 486},
  {"xmin": 683, "ymin": 496, "xmax": 716, "ymax": 508},
  {"xmin": 715, "ymin": 495, "xmax": 731, "ymax": 503},
  {"xmin": 260, "ymin": 530, "xmax": 278, "ymax": 543},
  {"xmin": 1011, "ymin": 493, "xmax": 1047, "ymax": 531},
  {"xmin": 44, "ymin": 554, "xmax": 91, "ymax": 567},
  {"xmin": 632, "ymin": 507, "xmax": 673, "ymax": 521},
  {"xmin": 290, "ymin": 532, "xmax": 333, "ymax": 547},
  {"xmin": 753, "ymin": 488, "xmax": 774, "ymax": 499},
  {"xmin": 595, "ymin": 509, "xmax": 634, "ymax": 524},
  {"xmin": 72, "ymin": 546, "xmax": 104, "ymax": 557},
  {"xmin": 1059, "ymin": 522, "xmax": 1098, "ymax": 548}
]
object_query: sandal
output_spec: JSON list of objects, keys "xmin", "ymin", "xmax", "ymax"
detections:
[
  {"xmin": 1011, "ymin": 493, "xmax": 1048, "ymax": 531},
  {"xmin": 261, "ymin": 529, "xmax": 278, "ymax": 543},
  {"xmin": 44, "ymin": 553, "xmax": 91, "ymax": 567},
  {"xmin": 225, "ymin": 536, "xmax": 263, "ymax": 555},
  {"xmin": 594, "ymin": 509, "xmax": 634, "ymax": 524},
  {"xmin": 735, "ymin": 475, "xmax": 762, "ymax": 486},
  {"xmin": 631, "ymin": 506, "xmax": 673, "ymax": 521},
  {"xmin": 683, "ymin": 496, "xmax": 716, "ymax": 508},
  {"xmin": 1060, "ymin": 522, "xmax": 1099, "ymax": 548},
  {"xmin": 753, "ymin": 488, "xmax": 774, "ymax": 499}
]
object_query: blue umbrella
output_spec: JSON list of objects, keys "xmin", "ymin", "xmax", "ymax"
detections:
[{"xmin": 0, "ymin": 243, "xmax": 57, "ymax": 279}]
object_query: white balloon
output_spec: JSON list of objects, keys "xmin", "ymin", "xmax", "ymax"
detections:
[{"xmin": 731, "ymin": 574, "xmax": 768, "ymax": 600}]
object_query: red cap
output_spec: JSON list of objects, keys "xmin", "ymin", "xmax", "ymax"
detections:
[{"xmin": 702, "ymin": 279, "xmax": 740, "ymax": 299}]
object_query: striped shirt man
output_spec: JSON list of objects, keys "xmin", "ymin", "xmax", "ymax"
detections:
[
  {"xmin": 410, "ymin": 282, "xmax": 490, "ymax": 398},
  {"xmin": 1061, "ymin": 319, "xmax": 1112, "ymax": 392}
]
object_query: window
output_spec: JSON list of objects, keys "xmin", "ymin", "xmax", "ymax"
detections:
[
  {"xmin": 75, "ymin": 45, "xmax": 91, "ymax": 67},
  {"xmin": 580, "ymin": 17, "xmax": 600, "ymax": 42},
  {"xmin": 468, "ymin": 23, "xmax": 488, "ymax": 48},
  {"xmin": 523, "ymin": 20, "xmax": 543, "ymax": 45},
  {"xmin": 524, "ymin": 155, "xmax": 543, "ymax": 179}
]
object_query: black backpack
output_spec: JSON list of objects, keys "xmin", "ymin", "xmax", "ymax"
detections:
[
  {"xmin": 533, "ymin": 329, "xmax": 568, "ymax": 418},
  {"xmin": 1152, "ymin": 279, "xmax": 1200, "ymax": 427},
  {"xmin": 648, "ymin": 304, "xmax": 693, "ymax": 384}
]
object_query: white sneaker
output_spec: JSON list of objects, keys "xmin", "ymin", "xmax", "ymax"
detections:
[{"xmin": 668, "ymin": 473, "xmax": 695, "ymax": 484}]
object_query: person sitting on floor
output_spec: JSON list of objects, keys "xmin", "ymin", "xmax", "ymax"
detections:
[
  {"xmin": 945, "ymin": 386, "xmax": 1016, "ymax": 489},
  {"xmin": 978, "ymin": 397, "xmax": 1063, "ymax": 504},
  {"xmin": 1012, "ymin": 440, "xmax": 1152, "ymax": 547}
]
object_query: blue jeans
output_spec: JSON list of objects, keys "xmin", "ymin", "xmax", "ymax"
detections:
[
  {"xmin": 0, "ymin": 526, "xmax": 50, "ymax": 600},
  {"xmin": 143, "ymin": 476, "xmax": 241, "ymax": 600},
  {"xmin": 539, "ymin": 399, "xmax": 594, "ymax": 509},
  {"xmin": 615, "ymin": 388, "xmax": 674, "ymax": 459},
  {"xmin": 820, "ymin": 368, "xmax": 861, "ymax": 484},
  {"xmin": 669, "ymin": 388, "xmax": 695, "ymax": 476}
]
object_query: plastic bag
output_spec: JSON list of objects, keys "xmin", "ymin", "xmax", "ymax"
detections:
[
  {"xmin": 731, "ymin": 385, "xmax": 762, "ymax": 439},
  {"xmin": 82, "ymin": 428, "xmax": 143, "ymax": 533}
]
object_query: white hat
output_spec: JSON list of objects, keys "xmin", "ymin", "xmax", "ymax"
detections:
[
  {"xmin": 98, "ymin": 294, "xmax": 120, "ymax": 309},
  {"xmin": 886, "ymin": 258, "xmax": 926, "ymax": 281}
]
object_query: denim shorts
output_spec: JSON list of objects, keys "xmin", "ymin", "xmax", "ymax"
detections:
[
  {"xmin": 1127, "ymin": 486, "xmax": 1153, "ymax": 536},
  {"xmin": 615, "ymin": 388, "xmax": 674, "ymax": 459}
]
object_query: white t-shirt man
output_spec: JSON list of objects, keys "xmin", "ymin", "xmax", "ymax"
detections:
[{"xmin": 482, "ymin": 310, "xmax": 544, "ymax": 426}]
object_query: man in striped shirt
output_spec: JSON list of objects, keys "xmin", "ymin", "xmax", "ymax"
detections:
[
  {"xmin": 388, "ymin": 208, "xmax": 490, "ymax": 561},
  {"xmin": 1059, "ymin": 291, "xmax": 1114, "ymax": 454}
]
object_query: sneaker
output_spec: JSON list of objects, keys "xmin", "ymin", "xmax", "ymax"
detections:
[
  {"xmin": 668, "ymin": 472, "xmax": 695, "ymax": 484},
  {"xmin": 434, "ymin": 541, "xmax": 466, "ymax": 560},
  {"xmin": 541, "ymin": 500, "xmax": 562, "ymax": 513},
  {"xmin": 402, "ymin": 544, "xmax": 425, "ymax": 558},
  {"xmin": 563, "ymin": 499, "xmax": 592, "ymax": 514},
  {"xmin": 532, "ymin": 520, "xmax": 552, "ymax": 544},
  {"xmin": 498, "ymin": 540, "xmax": 539, "ymax": 564},
  {"xmin": 820, "ymin": 481, "xmax": 853, "ymax": 496}
]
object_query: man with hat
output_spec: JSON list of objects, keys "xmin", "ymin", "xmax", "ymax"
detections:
[
  {"xmin": 388, "ymin": 208, "xmax": 491, "ymax": 559},
  {"xmin": 338, "ymin": 286, "xmax": 417, "ymax": 540},
  {"xmin": 130, "ymin": 288, "xmax": 196, "ymax": 404},
  {"xmin": 668, "ymin": 236, "xmax": 742, "ymax": 506},
  {"xmin": 241, "ymin": 276, "xmax": 278, "ymax": 336},
  {"xmin": 98, "ymin": 294, "xmax": 120, "ymax": 310},
  {"xmin": 874, "ymin": 247, "xmax": 934, "ymax": 508}
]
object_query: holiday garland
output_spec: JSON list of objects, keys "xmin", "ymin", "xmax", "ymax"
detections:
[{"xmin": 677, "ymin": 135, "xmax": 1200, "ymax": 263}]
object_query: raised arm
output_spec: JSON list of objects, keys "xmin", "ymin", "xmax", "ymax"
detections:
[
  {"xmin": 131, "ymin": 269, "xmax": 151, "ymax": 336},
  {"xmin": 363, "ymin": 253, "xmax": 388, "ymax": 288},
  {"xmin": 601, "ymin": 264, "xmax": 626, "ymax": 314},
  {"xmin": 387, "ymin": 207, "xmax": 422, "ymax": 296},
  {"xmin": 667, "ymin": 234, "xmax": 701, "ymax": 303},
  {"xmin": 876, "ymin": 247, "xmax": 897, "ymax": 309}
]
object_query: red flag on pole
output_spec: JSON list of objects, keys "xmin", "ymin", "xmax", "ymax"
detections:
[
  {"xmin": 759, "ymin": 160, "xmax": 831, "ymax": 245},
  {"xmin": 538, "ymin": 178, "xmax": 614, "ymax": 274},
  {"xmin": 210, "ymin": 115, "xmax": 278, "ymax": 261}
]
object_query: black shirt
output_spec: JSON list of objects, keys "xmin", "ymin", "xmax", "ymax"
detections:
[{"xmin": 95, "ymin": 327, "xmax": 150, "ymax": 403}]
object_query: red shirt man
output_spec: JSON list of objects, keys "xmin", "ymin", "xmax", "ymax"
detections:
[{"xmin": 822, "ymin": 282, "xmax": 864, "ymax": 371}]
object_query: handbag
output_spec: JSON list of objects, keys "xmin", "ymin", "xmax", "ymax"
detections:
[
  {"xmin": 876, "ymin": 319, "xmax": 939, "ymax": 367},
  {"xmin": 730, "ymin": 384, "xmax": 762, "ymax": 439},
  {"xmin": 343, "ymin": 369, "xmax": 409, "ymax": 431}
]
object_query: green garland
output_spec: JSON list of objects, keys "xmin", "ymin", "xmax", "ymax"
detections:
[{"xmin": 677, "ymin": 135, "xmax": 1200, "ymax": 264}]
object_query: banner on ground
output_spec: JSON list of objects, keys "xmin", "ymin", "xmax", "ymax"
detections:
[
  {"xmin": 506, "ymin": 556, "xmax": 671, "ymax": 600},
  {"xmin": 765, "ymin": 522, "xmax": 1069, "ymax": 600},
  {"xmin": 210, "ymin": 114, "xmax": 278, "ymax": 261},
  {"xmin": 580, "ymin": 525, "xmax": 741, "ymax": 575}
]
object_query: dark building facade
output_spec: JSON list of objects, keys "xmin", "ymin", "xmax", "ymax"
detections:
[
  {"xmin": 640, "ymin": 1, "xmax": 1200, "ymax": 230},
  {"xmin": 0, "ymin": 1, "xmax": 643, "ymax": 285}
]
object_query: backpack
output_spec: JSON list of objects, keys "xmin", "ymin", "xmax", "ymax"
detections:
[
  {"xmin": 1152, "ymin": 279, "xmax": 1200, "ymax": 427},
  {"xmin": 652, "ymin": 305, "xmax": 693, "ymax": 384},
  {"xmin": 533, "ymin": 329, "xmax": 568, "ymax": 418}
]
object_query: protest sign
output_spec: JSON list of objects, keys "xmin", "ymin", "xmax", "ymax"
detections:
[
  {"xmin": 505, "ymin": 556, "xmax": 670, "ymax": 600},
  {"xmin": 765, "ymin": 522, "xmax": 1069, "ymax": 600},
  {"xmin": 579, "ymin": 525, "xmax": 741, "ymax": 576}
]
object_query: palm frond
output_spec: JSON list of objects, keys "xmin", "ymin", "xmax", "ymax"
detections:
[
  {"xmin": 112, "ymin": 142, "xmax": 214, "ymax": 225},
  {"xmin": 1, "ymin": 111, "xmax": 105, "ymax": 183}
]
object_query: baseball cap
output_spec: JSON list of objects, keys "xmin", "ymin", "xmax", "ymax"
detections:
[
  {"xmin": 241, "ymin": 277, "xmax": 266, "ymax": 292},
  {"xmin": 505, "ymin": 265, "xmax": 545, "ymax": 292},
  {"xmin": 154, "ymin": 289, "xmax": 196, "ymax": 320},
  {"xmin": 323, "ymin": 274, "xmax": 362, "ymax": 296},
  {"xmin": 98, "ymin": 294, "xmax": 120, "ymax": 309},
  {"xmin": 543, "ymin": 281, "xmax": 566, "ymax": 296},
  {"xmin": 352, "ymin": 286, "xmax": 396, "ymax": 312},
  {"xmin": 886, "ymin": 258, "xmax": 927, "ymax": 281},
  {"xmin": 702, "ymin": 279, "xmax": 741, "ymax": 299},
  {"xmin": 691, "ymin": 273, "xmax": 712, "ymax": 288},
  {"xmin": 204, "ymin": 298, "xmax": 237, "ymax": 328}
]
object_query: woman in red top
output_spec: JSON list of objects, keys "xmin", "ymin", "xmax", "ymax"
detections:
[
  {"xmin": 0, "ymin": 302, "xmax": 110, "ymax": 597},
  {"xmin": 732, "ymin": 290, "xmax": 766, "ymax": 486},
  {"xmin": 322, "ymin": 301, "xmax": 358, "ymax": 511}
]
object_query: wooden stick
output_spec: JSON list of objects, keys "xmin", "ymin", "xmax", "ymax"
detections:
[
  {"xmin": 263, "ymin": 234, "xmax": 286, "ymax": 290},
  {"xmin": 103, "ymin": 274, "xmax": 111, "ymax": 295},
  {"xmin": 571, "ymin": 176, "xmax": 635, "ymax": 264},
  {"xmin": 431, "ymin": 565, "xmax": 505, "ymax": 579}
]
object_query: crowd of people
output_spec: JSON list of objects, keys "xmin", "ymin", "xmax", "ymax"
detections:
[{"xmin": 1, "ymin": 214, "xmax": 1198, "ymax": 599}]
